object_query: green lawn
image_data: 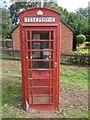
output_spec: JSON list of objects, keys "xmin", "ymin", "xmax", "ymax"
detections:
[{"xmin": 2, "ymin": 60, "xmax": 89, "ymax": 118}]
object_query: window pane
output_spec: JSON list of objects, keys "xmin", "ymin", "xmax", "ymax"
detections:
[
  {"xmin": 32, "ymin": 42, "xmax": 40, "ymax": 49},
  {"xmin": 32, "ymin": 52, "xmax": 40, "ymax": 59},
  {"xmin": 32, "ymin": 52, "xmax": 53, "ymax": 59},
  {"xmin": 50, "ymin": 41, "xmax": 53, "ymax": 49},
  {"xmin": 33, "ymin": 96, "xmax": 49, "ymax": 104},
  {"xmin": 27, "ymin": 31, "xmax": 30, "ymax": 40},
  {"xmin": 32, "ymin": 31, "xmax": 49, "ymax": 40},
  {"xmin": 28, "ymin": 41, "xmax": 30, "ymax": 50},
  {"xmin": 28, "ymin": 52, "xmax": 30, "ymax": 59},
  {"xmin": 32, "ymin": 61, "xmax": 53, "ymax": 68},
  {"xmin": 51, "ymin": 31, "xmax": 53, "ymax": 40},
  {"xmin": 32, "ymin": 61, "xmax": 49, "ymax": 68},
  {"xmin": 32, "ymin": 41, "xmax": 49, "ymax": 49},
  {"xmin": 28, "ymin": 62, "xmax": 31, "ymax": 69}
]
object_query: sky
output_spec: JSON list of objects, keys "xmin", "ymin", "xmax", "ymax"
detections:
[
  {"xmin": 57, "ymin": 0, "xmax": 89, "ymax": 12},
  {"xmin": 1, "ymin": 0, "xmax": 90, "ymax": 12}
]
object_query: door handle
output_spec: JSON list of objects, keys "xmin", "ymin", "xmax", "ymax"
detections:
[
  {"xmin": 26, "ymin": 56, "xmax": 28, "ymax": 59},
  {"xmin": 54, "ymin": 62, "xmax": 57, "ymax": 68},
  {"xmin": 30, "ymin": 56, "xmax": 32, "ymax": 59}
]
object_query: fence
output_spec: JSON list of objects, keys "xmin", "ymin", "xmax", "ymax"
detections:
[
  {"xmin": 1, "ymin": 49, "xmax": 20, "ymax": 60},
  {"xmin": 1, "ymin": 49, "xmax": 90, "ymax": 66},
  {"xmin": 1, "ymin": 39, "xmax": 12, "ymax": 49},
  {"xmin": 60, "ymin": 54, "xmax": 89, "ymax": 66}
]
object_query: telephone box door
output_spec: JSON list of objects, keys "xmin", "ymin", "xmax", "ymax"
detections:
[{"xmin": 22, "ymin": 27, "xmax": 59, "ymax": 111}]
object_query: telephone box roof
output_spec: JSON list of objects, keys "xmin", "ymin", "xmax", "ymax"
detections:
[{"xmin": 19, "ymin": 7, "xmax": 60, "ymax": 16}]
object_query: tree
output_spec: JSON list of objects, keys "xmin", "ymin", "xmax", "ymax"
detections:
[
  {"xmin": 76, "ymin": 8, "xmax": 88, "ymax": 18},
  {"xmin": 75, "ymin": 7, "xmax": 88, "ymax": 35},
  {"xmin": 9, "ymin": 2, "xmax": 36, "ymax": 25},
  {"xmin": 47, "ymin": 3, "xmax": 88, "ymax": 35},
  {"xmin": 76, "ymin": 34, "xmax": 86, "ymax": 45},
  {"xmin": 0, "ymin": 0, "xmax": 13, "ymax": 39},
  {"xmin": 66, "ymin": 12, "xmax": 88, "ymax": 35},
  {"xmin": 1, "ymin": 7, "xmax": 12, "ymax": 39}
]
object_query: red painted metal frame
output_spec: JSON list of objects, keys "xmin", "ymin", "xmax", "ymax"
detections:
[
  {"xmin": 26, "ymin": 27, "xmax": 56, "ymax": 108},
  {"xmin": 19, "ymin": 8, "xmax": 60, "ymax": 111}
]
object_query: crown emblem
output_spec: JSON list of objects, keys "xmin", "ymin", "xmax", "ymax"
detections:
[{"xmin": 37, "ymin": 10, "xmax": 43, "ymax": 16}]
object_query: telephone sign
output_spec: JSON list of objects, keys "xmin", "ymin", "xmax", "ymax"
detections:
[{"xmin": 24, "ymin": 17, "xmax": 55, "ymax": 22}]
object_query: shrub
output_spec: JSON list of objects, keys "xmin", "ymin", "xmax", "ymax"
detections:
[
  {"xmin": 67, "ymin": 53, "xmax": 89, "ymax": 65},
  {"xmin": 76, "ymin": 34, "xmax": 86, "ymax": 45},
  {"xmin": 73, "ymin": 48, "xmax": 89, "ymax": 55}
]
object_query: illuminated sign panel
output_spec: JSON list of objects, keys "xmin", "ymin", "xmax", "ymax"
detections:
[{"xmin": 24, "ymin": 17, "xmax": 55, "ymax": 22}]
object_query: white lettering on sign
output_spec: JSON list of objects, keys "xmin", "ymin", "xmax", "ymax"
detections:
[{"xmin": 24, "ymin": 17, "xmax": 55, "ymax": 22}]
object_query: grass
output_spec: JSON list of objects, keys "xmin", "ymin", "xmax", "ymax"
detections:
[
  {"xmin": 1, "ymin": 60, "xmax": 89, "ymax": 118},
  {"xmin": 61, "ymin": 65, "xmax": 88, "ymax": 84}
]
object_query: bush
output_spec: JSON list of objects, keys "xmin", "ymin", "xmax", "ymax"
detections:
[
  {"xmin": 73, "ymin": 48, "xmax": 89, "ymax": 55},
  {"xmin": 77, "ymin": 34, "xmax": 86, "ymax": 45},
  {"xmin": 67, "ymin": 53, "xmax": 89, "ymax": 65},
  {"xmin": 65, "ymin": 48, "xmax": 90, "ymax": 65}
]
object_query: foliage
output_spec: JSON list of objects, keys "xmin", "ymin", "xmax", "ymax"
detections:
[
  {"xmin": 46, "ymin": 3, "xmax": 88, "ymax": 35},
  {"xmin": 9, "ymin": 2, "xmax": 36, "ymax": 25},
  {"xmin": 66, "ymin": 47, "xmax": 89, "ymax": 65},
  {"xmin": 61, "ymin": 46, "xmax": 89, "ymax": 65},
  {"xmin": 76, "ymin": 34, "xmax": 86, "ymax": 45},
  {"xmin": 74, "ymin": 48, "xmax": 89, "ymax": 55},
  {"xmin": 75, "ymin": 7, "xmax": 89, "ymax": 34},
  {"xmin": 61, "ymin": 52, "xmax": 89, "ymax": 65},
  {"xmin": 76, "ymin": 7, "xmax": 88, "ymax": 18},
  {"xmin": 0, "ymin": 7, "xmax": 12, "ymax": 39},
  {"xmin": 68, "ymin": 54, "xmax": 89, "ymax": 65}
]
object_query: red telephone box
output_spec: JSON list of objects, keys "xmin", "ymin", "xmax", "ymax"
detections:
[{"xmin": 19, "ymin": 7, "xmax": 60, "ymax": 111}]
